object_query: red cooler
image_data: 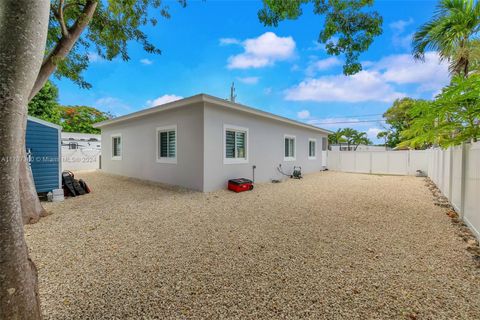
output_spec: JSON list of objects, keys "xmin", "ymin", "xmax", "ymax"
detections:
[{"xmin": 228, "ymin": 178, "xmax": 254, "ymax": 192}]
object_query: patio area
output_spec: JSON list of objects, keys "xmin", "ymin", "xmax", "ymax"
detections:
[{"xmin": 25, "ymin": 171, "xmax": 480, "ymax": 319}]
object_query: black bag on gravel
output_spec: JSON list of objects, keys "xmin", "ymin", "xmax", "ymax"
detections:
[
  {"xmin": 62, "ymin": 171, "xmax": 87, "ymax": 197},
  {"xmin": 62, "ymin": 171, "xmax": 77, "ymax": 197},
  {"xmin": 73, "ymin": 179, "xmax": 86, "ymax": 195},
  {"xmin": 78, "ymin": 179, "xmax": 91, "ymax": 194}
]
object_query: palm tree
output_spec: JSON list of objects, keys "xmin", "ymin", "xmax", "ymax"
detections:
[
  {"xmin": 351, "ymin": 132, "xmax": 372, "ymax": 150},
  {"xmin": 328, "ymin": 128, "xmax": 346, "ymax": 146},
  {"xmin": 412, "ymin": 0, "xmax": 480, "ymax": 77},
  {"xmin": 341, "ymin": 128, "xmax": 358, "ymax": 150}
]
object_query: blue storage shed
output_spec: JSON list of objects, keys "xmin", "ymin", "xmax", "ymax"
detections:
[{"xmin": 26, "ymin": 116, "xmax": 62, "ymax": 193}]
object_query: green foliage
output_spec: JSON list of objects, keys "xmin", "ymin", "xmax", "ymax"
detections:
[
  {"xmin": 382, "ymin": 97, "xmax": 421, "ymax": 148},
  {"xmin": 28, "ymin": 81, "xmax": 111, "ymax": 133},
  {"xmin": 58, "ymin": 106, "xmax": 112, "ymax": 134},
  {"xmin": 48, "ymin": 0, "xmax": 187, "ymax": 88},
  {"xmin": 258, "ymin": 0, "xmax": 383, "ymax": 75},
  {"xmin": 376, "ymin": 130, "xmax": 390, "ymax": 146},
  {"xmin": 328, "ymin": 127, "xmax": 371, "ymax": 149},
  {"xmin": 350, "ymin": 131, "xmax": 371, "ymax": 149},
  {"xmin": 400, "ymin": 75, "xmax": 480, "ymax": 148},
  {"xmin": 28, "ymin": 80, "xmax": 61, "ymax": 124},
  {"xmin": 412, "ymin": 0, "xmax": 480, "ymax": 77},
  {"xmin": 328, "ymin": 128, "xmax": 347, "ymax": 145}
]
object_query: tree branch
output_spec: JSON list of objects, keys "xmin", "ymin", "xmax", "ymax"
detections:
[
  {"xmin": 57, "ymin": 0, "xmax": 69, "ymax": 37},
  {"xmin": 29, "ymin": 0, "xmax": 98, "ymax": 100}
]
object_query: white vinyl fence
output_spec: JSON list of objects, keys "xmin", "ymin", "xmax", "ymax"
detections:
[
  {"xmin": 427, "ymin": 143, "xmax": 480, "ymax": 240},
  {"xmin": 327, "ymin": 143, "xmax": 480, "ymax": 240},
  {"xmin": 327, "ymin": 150, "xmax": 430, "ymax": 176}
]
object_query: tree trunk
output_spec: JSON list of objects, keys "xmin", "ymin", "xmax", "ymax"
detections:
[
  {"xmin": 21, "ymin": 0, "xmax": 98, "ymax": 225},
  {"xmin": 0, "ymin": 0, "xmax": 50, "ymax": 318},
  {"xmin": 20, "ymin": 148, "xmax": 48, "ymax": 224}
]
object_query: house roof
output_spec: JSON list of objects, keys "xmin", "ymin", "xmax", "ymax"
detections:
[
  {"xmin": 28, "ymin": 115, "xmax": 62, "ymax": 130},
  {"xmin": 93, "ymin": 94, "xmax": 332, "ymax": 134}
]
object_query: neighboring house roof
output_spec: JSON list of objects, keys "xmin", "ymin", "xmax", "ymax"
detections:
[
  {"xmin": 28, "ymin": 115, "xmax": 62, "ymax": 130},
  {"xmin": 93, "ymin": 94, "xmax": 332, "ymax": 134}
]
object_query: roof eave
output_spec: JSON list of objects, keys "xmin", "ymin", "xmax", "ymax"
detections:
[
  {"xmin": 93, "ymin": 94, "xmax": 204, "ymax": 128},
  {"xmin": 93, "ymin": 93, "xmax": 333, "ymax": 135},
  {"xmin": 27, "ymin": 115, "xmax": 62, "ymax": 130}
]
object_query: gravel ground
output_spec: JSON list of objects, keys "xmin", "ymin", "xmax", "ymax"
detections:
[{"xmin": 25, "ymin": 171, "xmax": 480, "ymax": 319}]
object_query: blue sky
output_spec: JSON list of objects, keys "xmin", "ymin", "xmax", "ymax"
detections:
[{"xmin": 55, "ymin": 0, "xmax": 450, "ymax": 143}]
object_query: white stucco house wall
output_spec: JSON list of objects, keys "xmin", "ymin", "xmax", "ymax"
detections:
[{"xmin": 94, "ymin": 94, "xmax": 331, "ymax": 192}]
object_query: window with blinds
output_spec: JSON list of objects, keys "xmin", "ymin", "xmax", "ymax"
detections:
[
  {"xmin": 156, "ymin": 126, "xmax": 177, "ymax": 163},
  {"xmin": 112, "ymin": 135, "xmax": 122, "ymax": 159},
  {"xmin": 224, "ymin": 126, "xmax": 248, "ymax": 164},
  {"xmin": 284, "ymin": 136, "xmax": 295, "ymax": 160},
  {"xmin": 309, "ymin": 139, "xmax": 316, "ymax": 158}
]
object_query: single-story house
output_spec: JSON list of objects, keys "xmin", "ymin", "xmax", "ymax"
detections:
[
  {"xmin": 26, "ymin": 116, "xmax": 62, "ymax": 193},
  {"xmin": 94, "ymin": 94, "xmax": 332, "ymax": 191}
]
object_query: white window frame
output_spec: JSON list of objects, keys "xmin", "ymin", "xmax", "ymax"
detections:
[
  {"xmin": 284, "ymin": 134, "xmax": 296, "ymax": 161},
  {"xmin": 308, "ymin": 138, "xmax": 317, "ymax": 160},
  {"xmin": 156, "ymin": 125, "xmax": 177, "ymax": 164},
  {"xmin": 223, "ymin": 124, "xmax": 249, "ymax": 164},
  {"xmin": 111, "ymin": 133, "xmax": 122, "ymax": 160}
]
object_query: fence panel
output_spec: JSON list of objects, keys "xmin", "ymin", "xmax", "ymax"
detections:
[
  {"xmin": 327, "ymin": 150, "xmax": 428, "ymax": 176},
  {"xmin": 354, "ymin": 152, "xmax": 371, "ymax": 173},
  {"xmin": 408, "ymin": 150, "xmax": 429, "ymax": 175},
  {"xmin": 450, "ymin": 145, "xmax": 464, "ymax": 212},
  {"xmin": 463, "ymin": 143, "xmax": 480, "ymax": 238}
]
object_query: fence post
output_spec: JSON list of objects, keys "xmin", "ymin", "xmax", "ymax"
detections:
[{"xmin": 459, "ymin": 143, "xmax": 467, "ymax": 217}]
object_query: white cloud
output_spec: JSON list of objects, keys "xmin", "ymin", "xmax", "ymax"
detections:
[
  {"xmin": 87, "ymin": 52, "xmax": 103, "ymax": 63},
  {"xmin": 227, "ymin": 32, "xmax": 296, "ymax": 69},
  {"xmin": 95, "ymin": 97, "xmax": 131, "ymax": 116},
  {"xmin": 285, "ymin": 51, "xmax": 449, "ymax": 103},
  {"xmin": 297, "ymin": 110, "xmax": 311, "ymax": 119},
  {"xmin": 389, "ymin": 18, "xmax": 414, "ymax": 33},
  {"xmin": 285, "ymin": 70, "xmax": 405, "ymax": 103},
  {"xmin": 390, "ymin": 18, "xmax": 414, "ymax": 50},
  {"xmin": 366, "ymin": 127, "xmax": 383, "ymax": 140},
  {"xmin": 237, "ymin": 76, "xmax": 259, "ymax": 84},
  {"xmin": 306, "ymin": 57, "xmax": 342, "ymax": 76},
  {"xmin": 146, "ymin": 94, "xmax": 183, "ymax": 107},
  {"xmin": 306, "ymin": 41, "xmax": 324, "ymax": 52},
  {"xmin": 264, "ymin": 87, "xmax": 273, "ymax": 95},
  {"xmin": 220, "ymin": 38, "xmax": 241, "ymax": 45},
  {"xmin": 140, "ymin": 58, "xmax": 153, "ymax": 65},
  {"xmin": 375, "ymin": 52, "xmax": 449, "ymax": 91}
]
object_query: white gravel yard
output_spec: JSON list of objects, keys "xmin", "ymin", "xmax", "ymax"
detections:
[{"xmin": 25, "ymin": 171, "xmax": 480, "ymax": 319}]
